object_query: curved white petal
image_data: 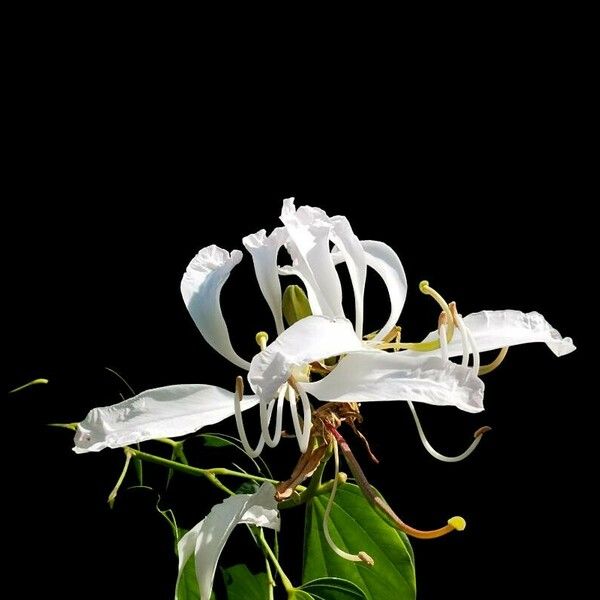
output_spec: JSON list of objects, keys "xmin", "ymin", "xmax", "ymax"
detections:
[
  {"xmin": 181, "ymin": 245, "xmax": 250, "ymax": 370},
  {"xmin": 73, "ymin": 384, "xmax": 260, "ymax": 453},
  {"xmin": 405, "ymin": 310, "xmax": 576, "ymax": 358},
  {"xmin": 332, "ymin": 240, "xmax": 407, "ymax": 341},
  {"xmin": 303, "ymin": 351, "xmax": 484, "ymax": 413},
  {"xmin": 248, "ymin": 315, "xmax": 365, "ymax": 402},
  {"xmin": 330, "ymin": 215, "xmax": 367, "ymax": 338},
  {"xmin": 243, "ymin": 227, "xmax": 288, "ymax": 335},
  {"xmin": 280, "ymin": 198, "xmax": 344, "ymax": 318},
  {"xmin": 361, "ymin": 241, "xmax": 407, "ymax": 341},
  {"xmin": 176, "ymin": 482, "xmax": 279, "ymax": 600}
]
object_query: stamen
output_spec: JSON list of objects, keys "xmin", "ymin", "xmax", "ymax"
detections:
[
  {"xmin": 322, "ymin": 439, "xmax": 374, "ymax": 566},
  {"xmin": 419, "ymin": 281, "xmax": 455, "ymax": 343},
  {"xmin": 234, "ymin": 376, "xmax": 266, "ymax": 458},
  {"xmin": 382, "ymin": 325, "xmax": 401, "ymax": 344},
  {"xmin": 451, "ymin": 306, "xmax": 480, "ymax": 373},
  {"xmin": 450, "ymin": 304, "xmax": 471, "ymax": 368},
  {"xmin": 255, "ymin": 331, "xmax": 269, "ymax": 351},
  {"xmin": 439, "ymin": 317, "xmax": 449, "ymax": 362},
  {"xmin": 465, "ymin": 324, "xmax": 480, "ymax": 374},
  {"xmin": 479, "ymin": 347, "xmax": 509, "ymax": 375},
  {"xmin": 287, "ymin": 380, "xmax": 313, "ymax": 454},
  {"xmin": 407, "ymin": 401, "xmax": 490, "ymax": 462},
  {"xmin": 326, "ymin": 423, "xmax": 466, "ymax": 540},
  {"xmin": 375, "ymin": 284, "xmax": 455, "ymax": 352},
  {"xmin": 261, "ymin": 384, "xmax": 286, "ymax": 448}
]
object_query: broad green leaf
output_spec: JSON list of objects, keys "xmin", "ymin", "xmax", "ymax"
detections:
[
  {"xmin": 177, "ymin": 554, "xmax": 201, "ymax": 600},
  {"xmin": 303, "ymin": 483, "xmax": 416, "ymax": 600},
  {"xmin": 290, "ymin": 591, "xmax": 315, "ymax": 600},
  {"xmin": 221, "ymin": 564, "xmax": 269, "ymax": 600},
  {"xmin": 300, "ymin": 577, "xmax": 367, "ymax": 599}
]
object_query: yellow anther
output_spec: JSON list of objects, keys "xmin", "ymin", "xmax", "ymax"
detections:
[
  {"xmin": 474, "ymin": 426, "xmax": 492, "ymax": 438},
  {"xmin": 255, "ymin": 331, "xmax": 269, "ymax": 350},
  {"xmin": 358, "ymin": 551, "xmax": 375, "ymax": 566},
  {"xmin": 447, "ymin": 516, "xmax": 466, "ymax": 531},
  {"xmin": 337, "ymin": 472, "xmax": 348, "ymax": 484}
]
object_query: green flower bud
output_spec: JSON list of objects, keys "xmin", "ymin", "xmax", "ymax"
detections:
[{"xmin": 282, "ymin": 285, "xmax": 312, "ymax": 326}]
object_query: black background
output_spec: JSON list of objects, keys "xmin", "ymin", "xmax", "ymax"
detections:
[{"xmin": 5, "ymin": 35, "xmax": 591, "ymax": 600}]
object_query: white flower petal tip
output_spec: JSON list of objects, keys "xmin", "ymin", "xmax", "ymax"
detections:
[
  {"xmin": 464, "ymin": 310, "xmax": 576, "ymax": 357},
  {"xmin": 404, "ymin": 309, "xmax": 576, "ymax": 359},
  {"xmin": 176, "ymin": 482, "xmax": 279, "ymax": 600},
  {"xmin": 304, "ymin": 352, "xmax": 485, "ymax": 413},
  {"xmin": 248, "ymin": 315, "xmax": 365, "ymax": 402},
  {"xmin": 72, "ymin": 384, "xmax": 260, "ymax": 453},
  {"xmin": 181, "ymin": 245, "xmax": 250, "ymax": 370}
]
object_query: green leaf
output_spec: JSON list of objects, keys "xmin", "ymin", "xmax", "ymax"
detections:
[
  {"xmin": 300, "ymin": 577, "xmax": 367, "ymax": 599},
  {"xmin": 221, "ymin": 564, "xmax": 269, "ymax": 600},
  {"xmin": 201, "ymin": 433, "xmax": 233, "ymax": 448},
  {"xmin": 234, "ymin": 480, "xmax": 260, "ymax": 495},
  {"xmin": 289, "ymin": 591, "xmax": 315, "ymax": 600},
  {"xmin": 177, "ymin": 554, "xmax": 201, "ymax": 600},
  {"xmin": 303, "ymin": 483, "xmax": 416, "ymax": 600},
  {"xmin": 283, "ymin": 284, "xmax": 312, "ymax": 326}
]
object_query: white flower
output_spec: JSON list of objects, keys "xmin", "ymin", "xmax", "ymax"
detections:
[
  {"xmin": 176, "ymin": 482, "xmax": 279, "ymax": 600},
  {"xmin": 73, "ymin": 198, "xmax": 574, "ymax": 458}
]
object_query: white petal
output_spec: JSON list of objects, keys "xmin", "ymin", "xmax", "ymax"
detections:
[
  {"xmin": 181, "ymin": 245, "xmax": 250, "ymax": 370},
  {"xmin": 304, "ymin": 351, "xmax": 484, "ymax": 413},
  {"xmin": 248, "ymin": 315, "xmax": 364, "ymax": 401},
  {"xmin": 406, "ymin": 310, "xmax": 576, "ymax": 358},
  {"xmin": 73, "ymin": 384, "xmax": 259, "ymax": 453},
  {"xmin": 332, "ymin": 240, "xmax": 407, "ymax": 341},
  {"xmin": 330, "ymin": 216, "xmax": 367, "ymax": 338},
  {"xmin": 176, "ymin": 482, "xmax": 279, "ymax": 600},
  {"xmin": 243, "ymin": 227, "xmax": 288, "ymax": 335},
  {"xmin": 280, "ymin": 198, "xmax": 344, "ymax": 318}
]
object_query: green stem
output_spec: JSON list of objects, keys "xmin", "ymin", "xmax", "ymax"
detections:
[
  {"xmin": 207, "ymin": 467, "xmax": 279, "ymax": 486},
  {"xmin": 127, "ymin": 448, "xmax": 234, "ymax": 495},
  {"xmin": 257, "ymin": 529, "xmax": 294, "ymax": 593}
]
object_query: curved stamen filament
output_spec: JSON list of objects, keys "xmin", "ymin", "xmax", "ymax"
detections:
[
  {"xmin": 452, "ymin": 306, "xmax": 480, "ymax": 373},
  {"xmin": 261, "ymin": 385, "xmax": 286, "ymax": 448},
  {"xmin": 407, "ymin": 400, "xmax": 490, "ymax": 462},
  {"xmin": 439, "ymin": 318, "xmax": 449, "ymax": 362},
  {"xmin": 479, "ymin": 347, "xmax": 509, "ymax": 375},
  {"xmin": 375, "ymin": 283, "xmax": 455, "ymax": 352},
  {"xmin": 419, "ymin": 281, "xmax": 455, "ymax": 343},
  {"xmin": 323, "ymin": 439, "xmax": 374, "ymax": 566},
  {"xmin": 287, "ymin": 380, "xmax": 313, "ymax": 454},
  {"xmin": 325, "ymin": 423, "xmax": 466, "ymax": 540},
  {"xmin": 465, "ymin": 324, "xmax": 480, "ymax": 373},
  {"xmin": 234, "ymin": 376, "xmax": 267, "ymax": 458}
]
